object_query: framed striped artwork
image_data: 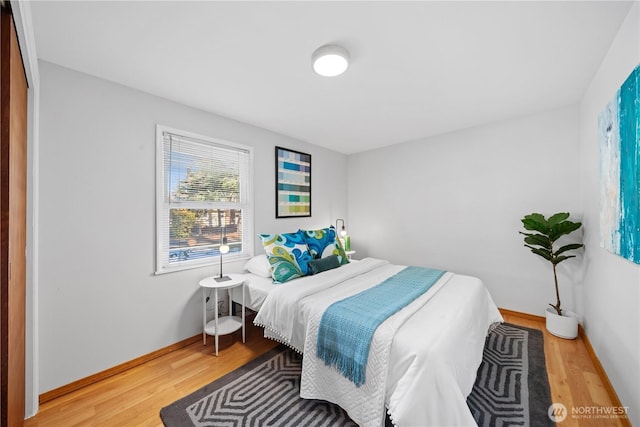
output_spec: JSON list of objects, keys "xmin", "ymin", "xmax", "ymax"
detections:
[
  {"xmin": 275, "ymin": 146, "xmax": 311, "ymax": 218},
  {"xmin": 598, "ymin": 64, "xmax": 639, "ymax": 264}
]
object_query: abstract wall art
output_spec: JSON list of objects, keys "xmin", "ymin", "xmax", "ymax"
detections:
[
  {"xmin": 275, "ymin": 146, "xmax": 311, "ymax": 218},
  {"xmin": 598, "ymin": 64, "xmax": 639, "ymax": 264}
]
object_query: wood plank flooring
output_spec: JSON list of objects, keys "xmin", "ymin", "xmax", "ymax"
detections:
[
  {"xmin": 500, "ymin": 311, "xmax": 629, "ymax": 427},
  {"xmin": 25, "ymin": 312, "xmax": 628, "ymax": 426}
]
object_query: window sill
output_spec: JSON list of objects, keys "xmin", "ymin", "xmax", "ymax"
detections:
[{"xmin": 155, "ymin": 254, "xmax": 251, "ymax": 276}]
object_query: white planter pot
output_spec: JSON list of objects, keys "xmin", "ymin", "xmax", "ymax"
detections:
[{"xmin": 546, "ymin": 308, "xmax": 578, "ymax": 339}]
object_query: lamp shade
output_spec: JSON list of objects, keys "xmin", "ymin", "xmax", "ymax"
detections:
[
  {"xmin": 312, "ymin": 45, "xmax": 350, "ymax": 77},
  {"xmin": 215, "ymin": 235, "xmax": 231, "ymax": 282}
]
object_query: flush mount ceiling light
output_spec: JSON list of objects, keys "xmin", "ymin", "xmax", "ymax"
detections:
[{"xmin": 312, "ymin": 44, "xmax": 350, "ymax": 77}]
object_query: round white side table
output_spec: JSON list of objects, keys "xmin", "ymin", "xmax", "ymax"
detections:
[{"xmin": 198, "ymin": 274, "xmax": 245, "ymax": 356}]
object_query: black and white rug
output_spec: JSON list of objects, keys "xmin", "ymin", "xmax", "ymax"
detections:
[
  {"xmin": 467, "ymin": 323, "xmax": 554, "ymax": 427},
  {"xmin": 161, "ymin": 323, "xmax": 553, "ymax": 427}
]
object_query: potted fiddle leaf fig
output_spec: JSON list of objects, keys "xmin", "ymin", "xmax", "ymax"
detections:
[{"xmin": 519, "ymin": 212, "xmax": 583, "ymax": 339}]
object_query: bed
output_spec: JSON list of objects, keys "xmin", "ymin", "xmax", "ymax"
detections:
[{"xmin": 231, "ymin": 256, "xmax": 503, "ymax": 427}]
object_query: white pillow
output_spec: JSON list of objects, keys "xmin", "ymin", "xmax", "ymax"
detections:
[{"xmin": 243, "ymin": 254, "xmax": 272, "ymax": 278}]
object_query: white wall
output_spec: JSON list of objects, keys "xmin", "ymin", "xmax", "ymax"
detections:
[
  {"xmin": 348, "ymin": 106, "xmax": 582, "ymax": 316},
  {"xmin": 579, "ymin": 3, "xmax": 639, "ymax": 424},
  {"xmin": 37, "ymin": 61, "xmax": 347, "ymax": 393}
]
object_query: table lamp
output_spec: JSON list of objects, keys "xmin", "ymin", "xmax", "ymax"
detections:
[{"xmin": 215, "ymin": 226, "xmax": 231, "ymax": 282}]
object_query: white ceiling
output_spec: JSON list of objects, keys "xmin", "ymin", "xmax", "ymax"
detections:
[{"xmin": 30, "ymin": 1, "xmax": 634, "ymax": 154}]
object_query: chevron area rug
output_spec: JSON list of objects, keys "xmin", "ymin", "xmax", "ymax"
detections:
[{"xmin": 160, "ymin": 323, "xmax": 553, "ymax": 427}]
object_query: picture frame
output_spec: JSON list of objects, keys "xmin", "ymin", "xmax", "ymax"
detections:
[{"xmin": 275, "ymin": 146, "xmax": 311, "ymax": 218}]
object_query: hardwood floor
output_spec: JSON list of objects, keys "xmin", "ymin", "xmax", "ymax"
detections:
[
  {"xmin": 25, "ymin": 319, "xmax": 278, "ymax": 427},
  {"xmin": 500, "ymin": 311, "xmax": 629, "ymax": 427},
  {"xmin": 25, "ymin": 312, "xmax": 628, "ymax": 426}
]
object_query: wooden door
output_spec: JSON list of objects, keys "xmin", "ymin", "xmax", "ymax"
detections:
[{"xmin": 1, "ymin": 4, "xmax": 28, "ymax": 426}]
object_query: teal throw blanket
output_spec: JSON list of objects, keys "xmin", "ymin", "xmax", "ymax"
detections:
[{"xmin": 316, "ymin": 266, "xmax": 446, "ymax": 386}]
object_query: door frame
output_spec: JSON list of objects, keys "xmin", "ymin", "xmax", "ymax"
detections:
[{"xmin": 7, "ymin": 0, "xmax": 40, "ymax": 419}]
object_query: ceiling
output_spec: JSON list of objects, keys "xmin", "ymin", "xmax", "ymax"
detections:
[{"xmin": 30, "ymin": 1, "xmax": 634, "ymax": 154}]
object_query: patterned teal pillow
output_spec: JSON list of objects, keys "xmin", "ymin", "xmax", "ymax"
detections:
[
  {"xmin": 299, "ymin": 227, "xmax": 349, "ymax": 265},
  {"xmin": 259, "ymin": 232, "xmax": 313, "ymax": 283}
]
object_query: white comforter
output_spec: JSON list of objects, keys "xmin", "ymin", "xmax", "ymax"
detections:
[{"xmin": 254, "ymin": 258, "xmax": 503, "ymax": 427}]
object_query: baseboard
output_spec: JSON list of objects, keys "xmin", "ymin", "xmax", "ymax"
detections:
[
  {"xmin": 578, "ymin": 325, "xmax": 632, "ymax": 427},
  {"xmin": 498, "ymin": 307, "xmax": 545, "ymax": 323},
  {"xmin": 39, "ymin": 334, "xmax": 201, "ymax": 404}
]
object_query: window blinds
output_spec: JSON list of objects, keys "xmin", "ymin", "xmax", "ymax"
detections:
[
  {"xmin": 163, "ymin": 132, "xmax": 250, "ymax": 205},
  {"xmin": 157, "ymin": 129, "xmax": 251, "ymax": 273}
]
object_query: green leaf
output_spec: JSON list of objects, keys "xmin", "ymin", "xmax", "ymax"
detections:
[
  {"xmin": 555, "ymin": 243, "xmax": 583, "ymax": 256},
  {"xmin": 549, "ymin": 220, "xmax": 582, "ymax": 241},
  {"xmin": 523, "ymin": 233, "xmax": 552, "ymax": 249},
  {"xmin": 521, "ymin": 213, "xmax": 549, "ymax": 233},
  {"xmin": 521, "ymin": 212, "xmax": 583, "ymax": 266},
  {"xmin": 552, "ymin": 254, "xmax": 576, "ymax": 265},
  {"xmin": 547, "ymin": 212, "xmax": 570, "ymax": 226},
  {"xmin": 526, "ymin": 246, "xmax": 552, "ymax": 261}
]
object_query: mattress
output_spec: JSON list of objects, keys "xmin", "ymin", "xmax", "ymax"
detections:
[{"xmin": 230, "ymin": 273, "xmax": 275, "ymax": 312}]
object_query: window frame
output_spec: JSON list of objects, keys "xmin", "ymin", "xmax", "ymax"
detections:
[{"xmin": 155, "ymin": 125, "xmax": 254, "ymax": 275}]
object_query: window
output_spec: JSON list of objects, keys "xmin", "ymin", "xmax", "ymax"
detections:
[{"xmin": 156, "ymin": 126, "xmax": 253, "ymax": 274}]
